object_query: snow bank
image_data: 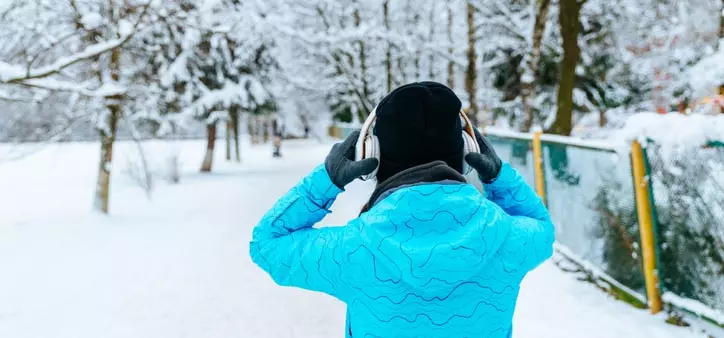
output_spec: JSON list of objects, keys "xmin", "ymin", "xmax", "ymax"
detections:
[
  {"xmin": 609, "ymin": 112, "xmax": 724, "ymax": 150},
  {"xmin": 484, "ymin": 126, "xmax": 533, "ymax": 141},
  {"xmin": 485, "ymin": 126, "xmax": 619, "ymax": 152},
  {"xmin": 0, "ymin": 61, "xmax": 25, "ymax": 82},
  {"xmin": 80, "ymin": 12, "xmax": 103, "ymax": 30},
  {"xmin": 663, "ymin": 292, "xmax": 724, "ymax": 327},
  {"xmin": 554, "ymin": 244, "xmax": 648, "ymax": 305},
  {"xmin": 688, "ymin": 47, "xmax": 724, "ymax": 98}
]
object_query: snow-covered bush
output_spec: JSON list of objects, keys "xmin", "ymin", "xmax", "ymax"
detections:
[
  {"xmin": 595, "ymin": 113, "xmax": 724, "ymax": 312},
  {"xmin": 165, "ymin": 149, "xmax": 182, "ymax": 184},
  {"xmin": 647, "ymin": 143, "xmax": 724, "ymax": 311},
  {"xmin": 591, "ymin": 172, "xmax": 644, "ymax": 294},
  {"xmin": 595, "ymin": 141, "xmax": 724, "ymax": 311},
  {"xmin": 122, "ymin": 149, "xmax": 154, "ymax": 198},
  {"xmin": 122, "ymin": 120, "xmax": 154, "ymax": 198}
]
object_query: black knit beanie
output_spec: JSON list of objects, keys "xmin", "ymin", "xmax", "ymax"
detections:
[{"xmin": 373, "ymin": 81, "xmax": 464, "ymax": 183}]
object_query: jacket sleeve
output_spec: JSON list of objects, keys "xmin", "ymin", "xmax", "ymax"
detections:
[
  {"xmin": 249, "ymin": 164, "xmax": 356, "ymax": 299},
  {"xmin": 484, "ymin": 162, "xmax": 555, "ymax": 272}
]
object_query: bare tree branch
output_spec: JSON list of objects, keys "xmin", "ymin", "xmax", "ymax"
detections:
[
  {"xmin": 16, "ymin": 77, "xmax": 126, "ymax": 97},
  {"xmin": 27, "ymin": 31, "xmax": 84, "ymax": 70},
  {"xmin": 0, "ymin": 90, "xmax": 36, "ymax": 102},
  {"xmin": 0, "ymin": 1, "xmax": 151, "ymax": 88}
]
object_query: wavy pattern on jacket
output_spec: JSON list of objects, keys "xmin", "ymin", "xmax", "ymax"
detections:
[{"xmin": 250, "ymin": 162, "xmax": 554, "ymax": 337}]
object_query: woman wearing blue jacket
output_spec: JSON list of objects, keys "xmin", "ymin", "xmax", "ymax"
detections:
[{"xmin": 250, "ymin": 82, "xmax": 555, "ymax": 337}]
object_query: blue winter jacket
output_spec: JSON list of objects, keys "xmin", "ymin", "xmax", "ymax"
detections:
[{"xmin": 250, "ymin": 161, "xmax": 554, "ymax": 337}]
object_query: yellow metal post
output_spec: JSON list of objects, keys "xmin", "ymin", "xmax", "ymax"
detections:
[
  {"xmin": 631, "ymin": 140, "xmax": 663, "ymax": 314},
  {"xmin": 532, "ymin": 131, "xmax": 547, "ymax": 205}
]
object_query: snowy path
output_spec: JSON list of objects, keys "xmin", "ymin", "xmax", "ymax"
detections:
[{"xmin": 0, "ymin": 140, "xmax": 707, "ymax": 338}]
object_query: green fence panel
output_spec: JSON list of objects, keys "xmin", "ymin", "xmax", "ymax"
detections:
[
  {"xmin": 489, "ymin": 132, "xmax": 724, "ymax": 319},
  {"xmin": 646, "ymin": 143, "xmax": 724, "ymax": 312},
  {"xmin": 486, "ymin": 135, "xmax": 535, "ymax": 187},
  {"xmin": 339, "ymin": 127, "xmax": 356, "ymax": 139},
  {"xmin": 541, "ymin": 141, "xmax": 647, "ymax": 298},
  {"xmin": 329, "ymin": 126, "xmax": 360, "ymax": 139}
]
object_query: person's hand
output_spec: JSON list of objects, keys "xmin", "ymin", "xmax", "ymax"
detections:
[
  {"xmin": 464, "ymin": 128, "xmax": 502, "ymax": 183},
  {"xmin": 324, "ymin": 130, "xmax": 379, "ymax": 189}
]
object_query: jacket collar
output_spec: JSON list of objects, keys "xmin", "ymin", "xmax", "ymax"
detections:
[{"xmin": 360, "ymin": 161, "xmax": 466, "ymax": 214}]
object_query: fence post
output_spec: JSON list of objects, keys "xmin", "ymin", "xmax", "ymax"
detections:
[
  {"xmin": 630, "ymin": 140, "xmax": 663, "ymax": 314},
  {"xmin": 532, "ymin": 131, "xmax": 547, "ymax": 205},
  {"xmin": 328, "ymin": 125, "xmax": 342, "ymax": 139}
]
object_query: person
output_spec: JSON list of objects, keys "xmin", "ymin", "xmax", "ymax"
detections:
[
  {"xmin": 249, "ymin": 82, "xmax": 555, "ymax": 337},
  {"xmin": 272, "ymin": 118, "xmax": 282, "ymax": 158}
]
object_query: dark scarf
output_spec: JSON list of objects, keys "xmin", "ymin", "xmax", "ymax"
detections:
[{"xmin": 359, "ymin": 160, "xmax": 466, "ymax": 214}]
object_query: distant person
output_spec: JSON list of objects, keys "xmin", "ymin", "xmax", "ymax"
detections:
[
  {"xmin": 272, "ymin": 118, "xmax": 282, "ymax": 158},
  {"xmin": 272, "ymin": 135, "xmax": 281, "ymax": 158},
  {"xmin": 250, "ymin": 82, "xmax": 554, "ymax": 337}
]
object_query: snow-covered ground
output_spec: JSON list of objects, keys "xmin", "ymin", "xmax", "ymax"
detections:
[{"xmin": 0, "ymin": 139, "xmax": 711, "ymax": 338}]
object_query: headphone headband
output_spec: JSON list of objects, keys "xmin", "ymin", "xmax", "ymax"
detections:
[
  {"xmin": 354, "ymin": 106, "xmax": 480, "ymax": 180},
  {"xmin": 355, "ymin": 107, "xmax": 377, "ymax": 162},
  {"xmin": 459, "ymin": 110, "xmax": 476, "ymax": 139},
  {"xmin": 356, "ymin": 108, "xmax": 475, "ymax": 151}
]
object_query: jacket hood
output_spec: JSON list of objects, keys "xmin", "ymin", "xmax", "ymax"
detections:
[{"xmin": 361, "ymin": 161, "xmax": 466, "ymax": 214}]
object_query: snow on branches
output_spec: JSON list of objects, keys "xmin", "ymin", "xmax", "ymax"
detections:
[{"xmin": 0, "ymin": 0, "xmax": 151, "ymax": 97}]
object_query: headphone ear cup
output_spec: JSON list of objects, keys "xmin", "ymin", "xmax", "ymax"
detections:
[
  {"xmin": 461, "ymin": 131, "xmax": 479, "ymax": 175},
  {"xmin": 360, "ymin": 135, "xmax": 380, "ymax": 180}
]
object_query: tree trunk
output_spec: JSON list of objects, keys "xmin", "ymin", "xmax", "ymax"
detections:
[
  {"xmin": 549, "ymin": 0, "xmax": 584, "ymax": 136},
  {"xmin": 465, "ymin": 2, "xmax": 479, "ymax": 126},
  {"xmin": 398, "ymin": 55, "xmax": 407, "ymax": 84},
  {"xmin": 720, "ymin": 0, "xmax": 724, "ymax": 42},
  {"xmin": 719, "ymin": 0, "xmax": 724, "ymax": 113},
  {"xmin": 414, "ymin": 11, "xmax": 422, "ymax": 80},
  {"xmin": 225, "ymin": 120, "xmax": 232, "ymax": 161},
  {"xmin": 383, "ymin": 0, "xmax": 392, "ymax": 93},
  {"xmin": 255, "ymin": 117, "xmax": 260, "ymax": 143},
  {"xmin": 94, "ymin": 104, "xmax": 120, "ymax": 214},
  {"xmin": 447, "ymin": 5, "xmax": 455, "ymax": 88},
  {"xmin": 200, "ymin": 122, "xmax": 217, "ymax": 172},
  {"xmin": 354, "ymin": 3, "xmax": 370, "ymax": 117},
  {"xmin": 397, "ymin": 1, "xmax": 412, "ymax": 85},
  {"xmin": 428, "ymin": 3, "xmax": 436, "ymax": 79},
  {"xmin": 94, "ymin": 45, "xmax": 121, "ymax": 214},
  {"xmin": 250, "ymin": 116, "xmax": 259, "ymax": 144},
  {"xmin": 520, "ymin": 0, "xmax": 552, "ymax": 132},
  {"xmin": 231, "ymin": 108, "xmax": 241, "ymax": 162}
]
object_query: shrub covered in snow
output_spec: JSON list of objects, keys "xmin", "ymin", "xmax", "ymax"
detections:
[
  {"xmin": 595, "ymin": 113, "xmax": 724, "ymax": 315},
  {"xmin": 647, "ymin": 143, "xmax": 724, "ymax": 312}
]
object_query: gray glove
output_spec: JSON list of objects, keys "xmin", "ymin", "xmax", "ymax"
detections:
[
  {"xmin": 464, "ymin": 128, "xmax": 502, "ymax": 183},
  {"xmin": 325, "ymin": 130, "xmax": 379, "ymax": 189}
]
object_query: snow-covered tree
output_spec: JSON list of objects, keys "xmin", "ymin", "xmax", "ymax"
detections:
[
  {"xmin": 272, "ymin": 0, "xmax": 466, "ymax": 124},
  {"xmin": 471, "ymin": 0, "xmax": 560, "ymax": 129},
  {"xmin": 141, "ymin": 0, "xmax": 273, "ymax": 171},
  {"xmin": 613, "ymin": 0, "xmax": 722, "ymax": 113},
  {"xmin": 520, "ymin": 0, "xmax": 552, "ymax": 131},
  {"xmin": 0, "ymin": 0, "xmax": 155, "ymax": 213},
  {"xmin": 3, "ymin": 0, "xmax": 722, "ymax": 214}
]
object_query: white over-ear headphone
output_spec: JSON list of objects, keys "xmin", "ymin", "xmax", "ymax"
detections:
[{"xmin": 354, "ymin": 106, "xmax": 481, "ymax": 181}]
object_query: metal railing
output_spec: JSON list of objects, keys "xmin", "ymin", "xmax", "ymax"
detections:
[
  {"xmin": 485, "ymin": 127, "xmax": 724, "ymax": 329},
  {"xmin": 485, "ymin": 127, "xmax": 652, "ymax": 304}
]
